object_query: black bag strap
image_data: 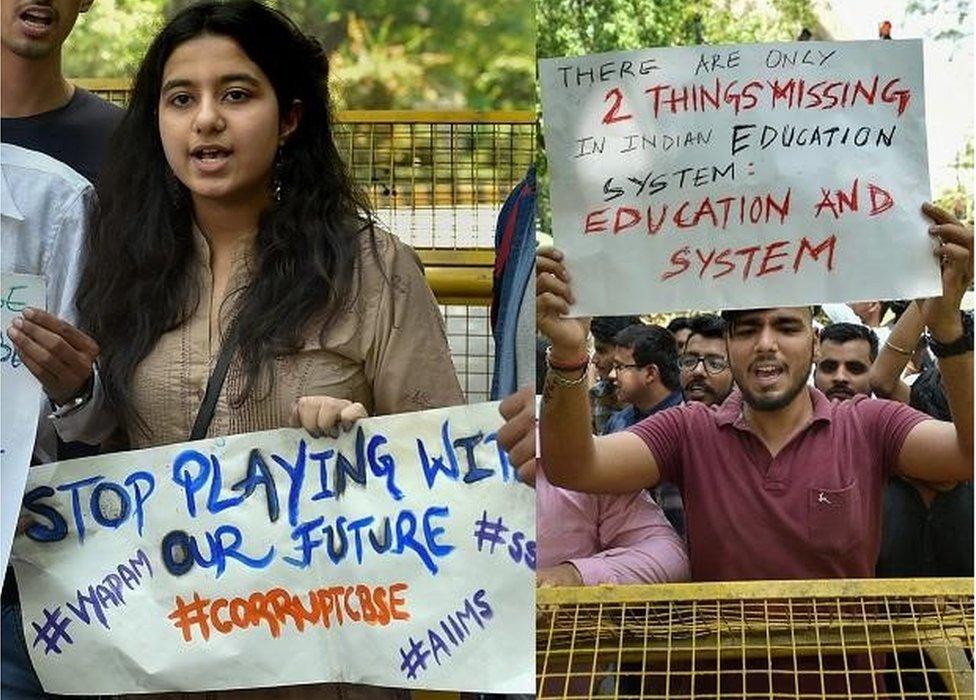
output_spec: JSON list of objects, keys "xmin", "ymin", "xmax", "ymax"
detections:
[{"xmin": 190, "ymin": 324, "xmax": 240, "ymax": 441}]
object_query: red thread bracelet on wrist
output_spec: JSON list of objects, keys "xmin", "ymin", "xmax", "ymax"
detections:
[{"xmin": 545, "ymin": 347, "xmax": 589, "ymax": 372}]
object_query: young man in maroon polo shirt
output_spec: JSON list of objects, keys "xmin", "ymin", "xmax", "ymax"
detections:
[
  {"xmin": 503, "ymin": 202, "xmax": 973, "ymax": 695},
  {"xmin": 529, "ymin": 202, "xmax": 972, "ymax": 579}
]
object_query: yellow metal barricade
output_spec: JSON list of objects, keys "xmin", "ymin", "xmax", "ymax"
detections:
[{"xmin": 538, "ymin": 578, "xmax": 974, "ymax": 699}]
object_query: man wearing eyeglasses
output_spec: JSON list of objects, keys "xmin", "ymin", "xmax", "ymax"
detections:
[
  {"xmin": 589, "ymin": 315, "xmax": 640, "ymax": 435},
  {"xmin": 603, "ymin": 324, "xmax": 683, "ymax": 435},
  {"xmin": 678, "ymin": 314, "xmax": 734, "ymax": 407},
  {"xmin": 601, "ymin": 323, "xmax": 686, "ymax": 535}
]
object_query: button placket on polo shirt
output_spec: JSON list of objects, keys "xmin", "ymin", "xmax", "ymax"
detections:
[
  {"xmin": 740, "ymin": 410, "xmax": 830, "ymax": 494},
  {"xmin": 762, "ymin": 426, "xmax": 812, "ymax": 494},
  {"xmin": 728, "ymin": 414, "xmax": 784, "ymax": 492}
]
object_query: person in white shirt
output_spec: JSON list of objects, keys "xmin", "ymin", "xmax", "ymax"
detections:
[
  {"xmin": 1, "ymin": 143, "xmax": 97, "ymax": 462},
  {"xmin": 1, "ymin": 142, "xmax": 101, "ymax": 699}
]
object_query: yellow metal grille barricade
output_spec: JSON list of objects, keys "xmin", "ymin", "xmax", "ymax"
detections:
[
  {"xmin": 73, "ymin": 77, "xmax": 130, "ymax": 107},
  {"xmin": 537, "ymin": 578, "xmax": 974, "ymax": 699},
  {"xmin": 337, "ymin": 110, "xmax": 536, "ymax": 249}
]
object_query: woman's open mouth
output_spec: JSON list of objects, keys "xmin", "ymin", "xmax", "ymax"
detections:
[{"xmin": 190, "ymin": 146, "xmax": 233, "ymax": 173}]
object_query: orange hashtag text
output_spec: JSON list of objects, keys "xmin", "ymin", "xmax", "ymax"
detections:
[{"xmin": 168, "ymin": 582, "xmax": 410, "ymax": 643}]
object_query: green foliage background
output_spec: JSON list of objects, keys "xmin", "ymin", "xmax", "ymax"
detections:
[
  {"xmin": 936, "ymin": 137, "xmax": 974, "ymax": 222},
  {"xmin": 904, "ymin": 0, "xmax": 974, "ymax": 220},
  {"xmin": 537, "ymin": 0, "xmax": 817, "ymax": 60},
  {"xmin": 64, "ymin": 0, "xmax": 535, "ymax": 110},
  {"xmin": 63, "ymin": 0, "xmax": 971, "ymax": 222}
]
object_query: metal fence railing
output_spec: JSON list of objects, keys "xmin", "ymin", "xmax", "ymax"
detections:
[
  {"xmin": 338, "ymin": 111, "xmax": 536, "ymax": 249},
  {"xmin": 73, "ymin": 80, "xmax": 537, "ymax": 404},
  {"xmin": 537, "ymin": 578, "xmax": 974, "ymax": 699}
]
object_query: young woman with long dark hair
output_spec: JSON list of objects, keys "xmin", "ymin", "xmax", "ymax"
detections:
[
  {"xmin": 71, "ymin": 0, "xmax": 462, "ymax": 451},
  {"xmin": 6, "ymin": 3, "xmax": 461, "ymax": 695}
]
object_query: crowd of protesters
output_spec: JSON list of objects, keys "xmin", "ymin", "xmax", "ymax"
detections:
[{"xmin": 497, "ymin": 199, "xmax": 973, "ymax": 695}]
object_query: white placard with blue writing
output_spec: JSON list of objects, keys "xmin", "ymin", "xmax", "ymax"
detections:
[
  {"xmin": 11, "ymin": 402, "xmax": 534, "ymax": 694},
  {"xmin": 539, "ymin": 40, "xmax": 940, "ymax": 316},
  {"xmin": 2, "ymin": 273, "xmax": 45, "ymax": 573}
]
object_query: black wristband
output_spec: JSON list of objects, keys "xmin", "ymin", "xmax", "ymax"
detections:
[
  {"xmin": 929, "ymin": 314, "xmax": 974, "ymax": 359},
  {"xmin": 51, "ymin": 372, "xmax": 94, "ymax": 412}
]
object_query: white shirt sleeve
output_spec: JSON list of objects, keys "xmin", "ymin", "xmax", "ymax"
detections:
[
  {"xmin": 39, "ymin": 185, "xmax": 118, "ymax": 445},
  {"xmin": 49, "ymin": 362, "xmax": 118, "ymax": 445},
  {"xmin": 41, "ymin": 186, "xmax": 92, "ymax": 325}
]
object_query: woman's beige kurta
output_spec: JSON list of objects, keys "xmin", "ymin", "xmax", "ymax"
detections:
[{"xmin": 128, "ymin": 225, "xmax": 463, "ymax": 448}]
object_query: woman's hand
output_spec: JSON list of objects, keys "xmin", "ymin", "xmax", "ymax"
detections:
[{"xmin": 290, "ymin": 396, "xmax": 368, "ymax": 438}]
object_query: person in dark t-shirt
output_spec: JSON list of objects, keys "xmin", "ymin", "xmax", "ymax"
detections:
[
  {"xmin": 1, "ymin": 0, "xmax": 121, "ymax": 430},
  {"xmin": 2, "ymin": 0, "xmax": 123, "ymax": 183},
  {"xmin": 2, "ymin": 87, "xmax": 121, "ymax": 184},
  {"xmin": 1, "ymin": 0, "xmax": 120, "ymax": 450}
]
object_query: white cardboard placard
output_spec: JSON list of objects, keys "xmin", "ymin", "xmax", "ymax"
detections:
[
  {"xmin": 540, "ymin": 40, "xmax": 939, "ymax": 315},
  {"xmin": 12, "ymin": 402, "xmax": 534, "ymax": 694}
]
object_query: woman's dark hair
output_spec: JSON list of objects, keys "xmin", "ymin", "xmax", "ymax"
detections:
[{"xmin": 77, "ymin": 0, "xmax": 374, "ymax": 437}]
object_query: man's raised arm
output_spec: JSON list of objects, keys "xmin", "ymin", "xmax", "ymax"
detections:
[
  {"xmin": 536, "ymin": 247, "xmax": 661, "ymax": 494},
  {"xmin": 869, "ymin": 300, "xmax": 923, "ymax": 402},
  {"xmin": 897, "ymin": 203, "xmax": 974, "ymax": 482}
]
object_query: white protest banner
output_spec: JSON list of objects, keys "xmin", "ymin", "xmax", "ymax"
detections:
[
  {"xmin": 2, "ymin": 273, "xmax": 45, "ymax": 573},
  {"xmin": 540, "ymin": 40, "xmax": 940, "ymax": 316},
  {"xmin": 11, "ymin": 402, "xmax": 534, "ymax": 694}
]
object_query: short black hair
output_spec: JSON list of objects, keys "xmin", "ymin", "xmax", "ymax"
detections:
[
  {"xmin": 613, "ymin": 324, "xmax": 680, "ymax": 391},
  {"xmin": 889, "ymin": 300, "xmax": 911, "ymax": 324},
  {"xmin": 667, "ymin": 316, "xmax": 693, "ymax": 334},
  {"xmin": 720, "ymin": 306, "xmax": 817, "ymax": 331},
  {"xmin": 592, "ymin": 315, "xmax": 642, "ymax": 344},
  {"xmin": 819, "ymin": 322, "xmax": 879, "ymax": 361},
  {"xmin": 685, "ymin": 314, "xmax": 727, "ymax": 343}
]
